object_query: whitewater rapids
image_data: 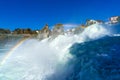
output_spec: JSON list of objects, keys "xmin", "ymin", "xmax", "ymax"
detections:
[{"xmin": 0, "ymin": 23, "xmax": 119, "ymax": 80}]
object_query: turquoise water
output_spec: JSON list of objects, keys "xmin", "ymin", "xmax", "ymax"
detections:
[
  {"xmin": 0, "ymin": 36, "xmax": 120, "ymax": 80},
  {"xmin": 47, "ymin": 36, "xmax": 120, "ymax": 80}
]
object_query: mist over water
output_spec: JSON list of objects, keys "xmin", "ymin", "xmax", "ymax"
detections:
[{"xmin": 0, "ymin": 24, "xmax": 120, "ymax": 80}]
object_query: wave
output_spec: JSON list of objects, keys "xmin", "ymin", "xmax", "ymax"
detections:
[
  {"xmin": 57, "ymin": 36, "xmax": 120, "ymax": 80},
  {"xmin": 0, "ymin": 23, "xmax": 120, "ymax": 80}
]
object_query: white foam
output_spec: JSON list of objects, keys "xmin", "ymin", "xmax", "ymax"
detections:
[
  {"xmin": 0, "ymin": 23, "xmax": 111, "ymax": 80},
  {"xmin": 80, "ymin": 24, "xmax": 110, "ymax": 39}
]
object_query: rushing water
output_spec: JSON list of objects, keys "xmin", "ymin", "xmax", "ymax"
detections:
[{"xmin": 0, "ymin": 24, "xmax": 120, "ymax": 80}]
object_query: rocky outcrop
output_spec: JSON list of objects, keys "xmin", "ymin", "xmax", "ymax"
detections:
[
  {"xmin": 52, "ymin": 24, "xmax": 64, "ymax": 37},
  {"xmin": 37, "ymin": 24, "xmax": 51, "ymax": 40},
  {"xmin": 109, "ymin": 16, "xmax": 120, "ymax": 24},
  {"xmin": 37, "ymin": 24, "xmax": 64, "ymax": 39},
  {"xmin": 1, "ymin": 16, "xmax": 120, "ymax": 40},
  {"xmin": 86, "ymin": 19, "xmax": 104, "ymax": 26}
]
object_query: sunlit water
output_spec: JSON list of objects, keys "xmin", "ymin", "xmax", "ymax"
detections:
[{"xmin": 0, "ymin": 24, "xmax": 120, "ymax": 80}]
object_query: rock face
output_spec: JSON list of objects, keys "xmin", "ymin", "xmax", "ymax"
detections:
[
  {"xmin": 37, "ymin": 24, "xmax": 51, "ymax": 40},
  {"xmin": 52, "ymin": 24, "xmax": 64, "ymax": 37},
  {"xmin": 109, "ymin": 16, "xmax": 120, "ymax": 24},
  {"xmin": 37, "ymin": 24, "xmax": 64, "ymax": 39},
  {"xmin": 86, "ymin": 20, "xmax": 104, "ymax": 26}
]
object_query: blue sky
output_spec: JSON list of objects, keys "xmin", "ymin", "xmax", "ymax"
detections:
[{"xmin": 0, "ymin": 0, "xmax": 120, "ymax": 30}]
